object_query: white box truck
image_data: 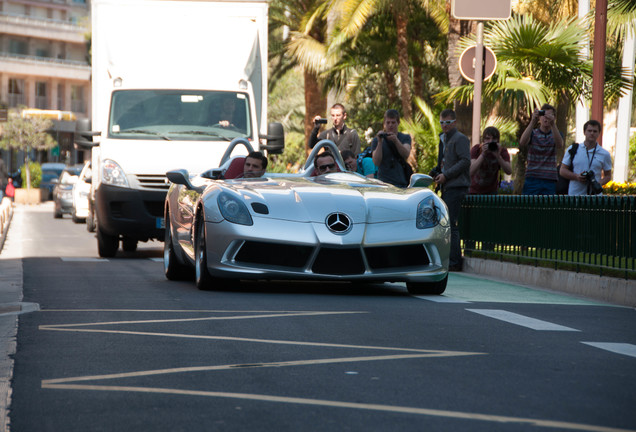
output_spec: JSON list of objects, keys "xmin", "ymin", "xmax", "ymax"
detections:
[{"xmin": 82, "ymin": 0, "xmax": 284, "ymax": 257}]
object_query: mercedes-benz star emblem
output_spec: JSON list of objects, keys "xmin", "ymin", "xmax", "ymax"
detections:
[{"xmin": 326, "ymin": 212, "xmax": 352, "ymax": 234}]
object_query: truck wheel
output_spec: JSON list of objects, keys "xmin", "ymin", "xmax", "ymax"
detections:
[
  {"xmin": 97, "ymin": 227, "xmax": 119, "ymax": 258},
  {"xmin": 164, "ymin": 214, "xmax": 192, "ymax": 280},
  {"xmin": 122, "ymin": 237, "xmax": 137, "ymax": 252},
  {"xmin": 406, "ymin": 275, "xmax": 448, "ymax": 295}
]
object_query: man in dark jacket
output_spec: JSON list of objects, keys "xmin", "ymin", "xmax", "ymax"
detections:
[
  {"xmin": 432, "ymin": 109, "xmax": 471, "ymax": 271},
  {"xmin": 309, "ymin": 103, "xmax": 361, "ymax": 155}
]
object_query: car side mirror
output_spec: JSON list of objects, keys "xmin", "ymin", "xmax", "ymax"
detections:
[{"xmin": 408, "ymin": 174, "xmax": 434, "ymax": 188}]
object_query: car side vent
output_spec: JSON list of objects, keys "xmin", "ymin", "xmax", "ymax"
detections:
[{"xmin": 251, "ymin": 203, "xmax": 269, "ymax": 214}]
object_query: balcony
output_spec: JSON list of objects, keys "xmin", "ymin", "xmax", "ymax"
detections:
[
  {"xmin": 0, "ymin": 52, "xmax": 90, "ymax": 80},
  {"xmin": 0, "ymin": 12, "xmax": 88, "ymax": 43}
]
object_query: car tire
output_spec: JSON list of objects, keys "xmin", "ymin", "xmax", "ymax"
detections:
[
  {"xmin": 406, "ymin": 274, "xmax": 448, "ymax": 295},
  {"xmin": 54, "ymin": 209, "xmax": 62, "ymax": 219},
  {"xmin": 97, "ymin": 227, "xmax": 119, "ymax": 258},
  {"xmin": 194, "ymin": 217, "xmax": 214, "ymax": 290},
  {"xmin": 164, "ymin": 214, "xmax": 192, "ymax": 281},
  {"xmin": 122, "ymin": 237, "xmax": 138, "ymax": 252},
  {"xmin": 71, "ymin": 210, "xmax": 84, "ymax": 224},
  {"xmin": 86, "ymin": 210, "xmax": 96, "ymax": 232}
]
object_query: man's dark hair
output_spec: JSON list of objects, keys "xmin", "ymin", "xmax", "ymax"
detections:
[
  {"xmin": 247, "ymin": 151, "xmax": 267, "ymax": 170},
  {"xmin": 482, "ymin": 126, "xmax": 500, "ymax": 142},
  {"xmin": 540, "ymin": 103, "xmax": 556, "ymax": 114},
  {"xmin": 340, "ymin": 150, "xmax": 355, "ymax": 160},
  {"xmin": 332, "ymin": 103, "xmax": 346, "ymax": 113},
  {"xmin": 314, "ymin": 150, "xmax": 336, "ymax": 169},
  {"xmin": 384, "ymin": 109, "xmax": 400, "ymax": 121},
  {"xmin": 440, "ymin": 109, "xmax": 456, "ymax": 120},
  {"xmin": 583, "ymin": 119, "xmax": 601, "ymax": 132}
]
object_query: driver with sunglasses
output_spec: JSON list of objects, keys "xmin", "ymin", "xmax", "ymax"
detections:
[{"xmin": 313, "ymin": 150, "xmax": 339, "ymax": 175}]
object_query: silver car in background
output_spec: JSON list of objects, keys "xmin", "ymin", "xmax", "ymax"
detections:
[{"xmin": 163, "ymin": 139, "xmax": 450, "ymax": 295}]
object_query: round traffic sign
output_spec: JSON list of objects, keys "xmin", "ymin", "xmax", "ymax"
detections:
[{"xmin": 459, "ymin": 45, "xmax": 497, "ymax": 82}]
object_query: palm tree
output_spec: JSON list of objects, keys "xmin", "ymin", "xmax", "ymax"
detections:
[
  {"xmin": 269, "ymin": 0, "xmax": 330, "ymax": 149},
  {"xmin": 334, "ymin": 0, "xmax": 446, "ymax": 121}
]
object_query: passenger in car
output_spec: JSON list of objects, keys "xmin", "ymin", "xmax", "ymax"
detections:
[{"xmin": 243, "ymin": 151, "xmax": 268, "ymax": 178}]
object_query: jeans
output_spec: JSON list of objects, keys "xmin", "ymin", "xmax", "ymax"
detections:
[
  {"xmin": 441, "ymin": 186, "xmax": 468, "ymax": 268},
  {"xmin": 522, "ymin": 176, "xmax": 556, "ymax": 195}
]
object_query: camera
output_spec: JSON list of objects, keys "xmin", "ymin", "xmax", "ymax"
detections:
[
  {"xmin": 315, "ymin": 118, "xmax": 328, "ymax": 125},
  {"xmin": 378, "ymin": 131, "xmax": 389, "ymax": 138},
  {"xmin": 487, "ymin": 141, "xmax": 498, "ymax": 152},
  {"xmin": 581, "ymin": 171, "xmax": 603, "ymax": 195},
  {"xmin": 537, "ymin": 110, "xmax": 545, "ymax": 116}
]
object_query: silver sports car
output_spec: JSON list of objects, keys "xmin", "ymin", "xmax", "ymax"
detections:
[{"xmin": 163, "ymin": 139, "xmax": 450, "ymax": 295}]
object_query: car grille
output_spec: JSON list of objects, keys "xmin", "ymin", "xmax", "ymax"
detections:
[
  {"xmin": 233, "ymin": 241, "xmax": 430, "ymax": 275},
  {"xmin": 136, "ymin": 174, "xmax": 170, "ymax": 190}
]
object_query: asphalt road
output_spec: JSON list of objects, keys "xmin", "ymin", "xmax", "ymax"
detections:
[{"xmin": 5, "ymin": 203, "xmax": 636, "ymax": 431}]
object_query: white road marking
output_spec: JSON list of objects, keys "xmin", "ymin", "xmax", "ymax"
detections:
[
  {"xmin": 581, "ymin": 342, "xmax": 636, "ymax": 358},
  {"xmin": 467, "ymin": 309, "xmax": 580, "ymax": 331},
  {"xmin": 416, "ymin": 296, "xmax": 470, "ymax": 303},
  {"xmin": 60, "ymin": 257, "xmax": 108, "ymax": 262},
  {"xmin": 40, "ymin": 384, "xmax": 636, "ymax": 432}
]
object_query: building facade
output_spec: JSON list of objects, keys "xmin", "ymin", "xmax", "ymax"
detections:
[{"xmin": 0, "ymin": 0, "xmax": 91, "ymax": 172}]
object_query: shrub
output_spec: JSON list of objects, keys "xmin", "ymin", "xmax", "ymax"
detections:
[
  {"xmin": 20, "ymin": 162, "xmax": 42, "ymax": 188},
  {"xmin": 603, "ymin": 181, "xmax": 636, "ymax": 195}
]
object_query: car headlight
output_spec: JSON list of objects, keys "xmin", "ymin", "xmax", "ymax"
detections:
[
  {"xmin": 217, "ymin": 192, "xmax": 253, "ymax": 226},
  {"xmin": 102, "ymin": 159, "xmax": 129, "ymax": 187},
  {"xmin": 416, "ymin": 196, "xmax": 448, "ymax": 229}
]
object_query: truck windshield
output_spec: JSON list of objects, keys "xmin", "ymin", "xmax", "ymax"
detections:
[{"xmin": 108, "ymin": 90, "xmax": 252, "ymax": 141}]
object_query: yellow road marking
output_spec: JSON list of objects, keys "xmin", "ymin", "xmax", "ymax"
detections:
[{"xmin": 40, "ymin": 384, "xmax": 635, "ymax": 432}]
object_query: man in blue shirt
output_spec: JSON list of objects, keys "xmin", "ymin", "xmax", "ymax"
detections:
[{"xmin": 341, "ymin": 150, "xmax": 377, "ymax": 178}]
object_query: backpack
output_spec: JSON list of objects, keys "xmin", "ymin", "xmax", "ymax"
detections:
[
  {"xmin": 556, "ymin": 143, "xmax": 579, "ymax": 195},
  {"xmin": 356, "ymin": 146, "xmax": 373, "ymax": 168}
]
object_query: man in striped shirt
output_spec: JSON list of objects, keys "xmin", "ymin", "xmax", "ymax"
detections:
[{"xmin": 519, "ymin": 104, "xmax": 564, "ymax": 195}]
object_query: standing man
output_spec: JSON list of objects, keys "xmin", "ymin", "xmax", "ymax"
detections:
[
  {"xmin": 559, "ymin": 120, "xmax": 612, "ymax": 195},
  {"xmin": 469, "ymin": 126, "xmax": 512, "ymax": 195},
  {"xmin": 243, "ymin": 151, "xmax": 268, "ymax": 178},
  {"xmin": 309, "ymin": 103, "xmax": 361, "ymax": 155},
  {"xmin": 432, "ymin": 109, "xmax": 471, "ymax": 271},
  {"xmin": 519, "ymin": 104, "xmax": 564, "ymax": 195},
  {"xmin": 371, "ymin": 109, "xmax": 411, "ymax": 188}
]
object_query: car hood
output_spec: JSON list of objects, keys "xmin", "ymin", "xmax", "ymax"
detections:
[{"xmin": 218, "ymin": 173, "xmax": 432, "ymax": 224}]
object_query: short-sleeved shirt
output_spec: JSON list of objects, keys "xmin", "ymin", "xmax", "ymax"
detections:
[
  {"xmin": 371, "ymin": 132, "xmax": 412, "ymax": 187},
  {"xmin": 561, "ymin": 143, "xmax": 612, "ymax": 196},
  {"xmin": 469, "ymin": 145, "xmax": 511, "ymax": 194},
  {"xmin": 357, "ymin": 157, "xmax": 377, "ymax": 178},
  {"xmin": 525, "ymin": 128, "xmax": 558, "ymax": 181}
]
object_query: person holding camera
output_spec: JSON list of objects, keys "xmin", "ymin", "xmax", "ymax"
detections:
[
  {"xmin": 309, "ymin": 103, "xmax": 361, "ymax": 155},
  {"xmin": 519, "ymin": 104, "xmax": 564, "ymax": 195},
  {"xmin": 469, "ymin": 126, "xmax": 512, "ymax": 195},
  {"xmin": 559, "ymin": 120, "xmax": 612, "ymax": 196},
  {"xmin": 371, "ymin": 109, "xmax": 411, "ymax": 188}
]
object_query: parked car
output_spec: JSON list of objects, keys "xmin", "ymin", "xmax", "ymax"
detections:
[
  {"xmin": 163, "ymin": 139, "xmax": 450, "ymax": 295},
  {"xmin": 53, "ymin": 164, "xmax": 83, "ymax": 218},
  {"xmin": 41, "ymin": 162, "xmax": 66, "ymax": 201},
  {"xmin": 71, "ymin": 161, "xmax": 92, "ymax": 224}
]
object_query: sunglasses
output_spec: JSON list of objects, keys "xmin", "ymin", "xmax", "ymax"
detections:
[
  {"xmin": 440, "ymin": 119, "xmax": 456, "ymax": 125},
  {"xmin": 318, "ymin": 163, "xmax": 335, "ymax": 172}
]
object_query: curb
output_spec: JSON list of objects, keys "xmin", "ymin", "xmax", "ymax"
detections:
[
  {"xmin": 463, "ymin": 257, "xmax": 636, "ymax": 308},
  {"xmin": 0, "ymin": 198, "xmax": 12, "ymax": 254}
]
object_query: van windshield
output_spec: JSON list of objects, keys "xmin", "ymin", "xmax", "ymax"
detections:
[{"xmin": 108, "ymin": 90, "xmax": 252, "ymax": 141}]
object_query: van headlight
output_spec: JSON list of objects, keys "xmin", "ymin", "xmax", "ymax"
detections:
[
  {"xmin": 218, "ymin": 192, "xmax": 252, "ymax": 226},
  {"xmin": 102, "ymin": 159, "xmax": 129, "ymax": 187}
]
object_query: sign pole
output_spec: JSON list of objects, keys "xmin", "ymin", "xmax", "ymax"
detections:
[{"xmin": 472, "ymin": 21, "xmax": 484, "ymax": 146}]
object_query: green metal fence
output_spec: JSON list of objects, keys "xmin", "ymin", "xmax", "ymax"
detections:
[{"xmin": 460, "ymin": 195, "xmax": 636, "ymax": 278}]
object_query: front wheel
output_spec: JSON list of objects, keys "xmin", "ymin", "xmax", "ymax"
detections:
[
  {"xmin": 194, "ymin": 218, "xmax": 214, "ymax": 290},
  {"xmin": 406, "ymin": 274, "xmax": 448, "ymax": 295},
  {"xmin": 97, "ymin": 227, "xmax": 119, "ymax": 258},
  {"xmin": 86, "ymin": 209, "xmax": 96, "ymax": 232},
  {"xmin": 164, "ymin": 213, "xmax": 192, "ymax": 281}
]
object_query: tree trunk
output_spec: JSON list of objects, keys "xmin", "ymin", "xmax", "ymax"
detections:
[
  {"xmin": 304, "ymin": 70, "xmax": 328, "ymax": 154},
  {"xmin": 25, "ymin": 156, "xmax": 31, "ymax": 191},
  {"xmin": 394, "ymin": 9, "xmax": 412, "ymax": 121}
]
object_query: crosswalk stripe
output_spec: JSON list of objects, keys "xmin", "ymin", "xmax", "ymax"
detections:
[
  {"xmin": 581, "ymin": 342, "xmax": 636, "ymax": 358},
  {"xmin": 467, "ymin": 309, "xmax": 580, "ymax": 331}
]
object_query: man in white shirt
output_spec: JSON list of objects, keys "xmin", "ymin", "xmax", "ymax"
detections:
[{"xmin": 559, "ymin": 120, "xmax": 612, "ymax": 196}]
